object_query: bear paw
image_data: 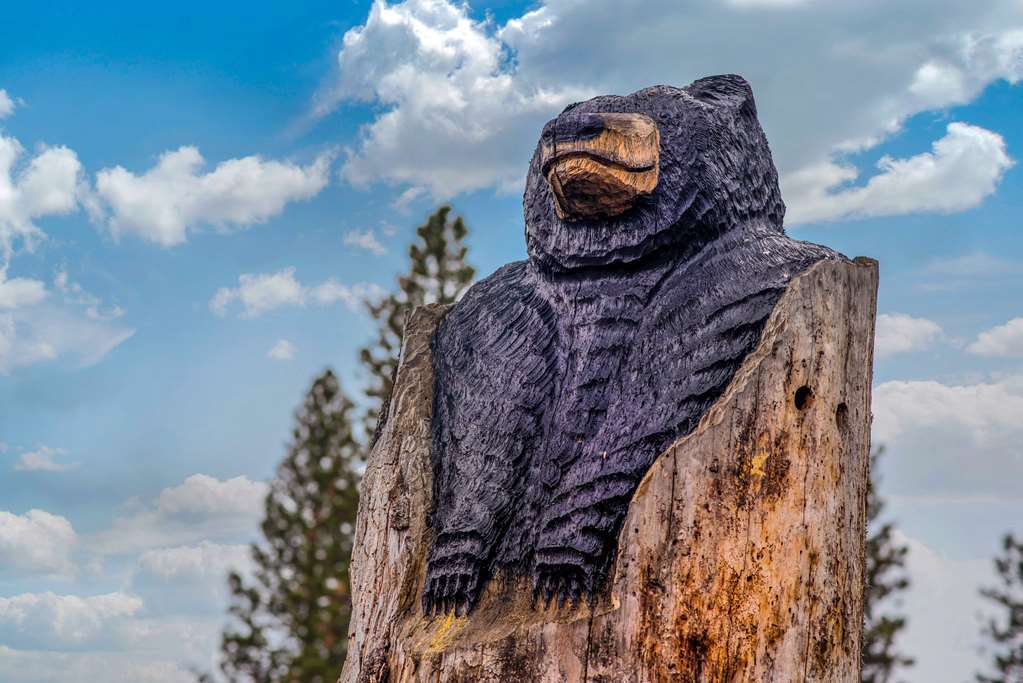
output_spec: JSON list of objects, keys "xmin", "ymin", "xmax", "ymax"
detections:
[
  {"xmin": 421, "ymin": 561, "xmax": 484, "ymax": 617},
  {"xmin": 532, "ymin": 563, "xmax": 588, "ymax": 609}
]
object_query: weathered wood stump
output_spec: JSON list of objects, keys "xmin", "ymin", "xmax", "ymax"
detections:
[{"xmin": 340, "ymin": 257, "xmax": 878, "ymax": 682}]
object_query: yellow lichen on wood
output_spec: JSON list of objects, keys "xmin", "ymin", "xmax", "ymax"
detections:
[{"xmin": 339, "ymin": 258, "xmax": 878, "ymax": 683}]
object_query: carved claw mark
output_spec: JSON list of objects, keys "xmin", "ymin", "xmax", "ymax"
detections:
[
  {"xmin": 421, "ymin": 559, "xmax": 484, "ymax": 617},
  {"xmin": 532, "ymin": 564, "xmax": 587, "ymax": 610}
]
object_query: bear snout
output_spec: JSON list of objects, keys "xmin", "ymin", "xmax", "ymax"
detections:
[{"xmin": 539, "ymin": 112, "xmax": 660, "ymax": 222}]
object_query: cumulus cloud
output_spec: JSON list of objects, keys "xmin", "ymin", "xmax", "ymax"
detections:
[
  {"xmin": 132, "ymin": 542, "xmax": 252, "ymax": 615},
  {"xmin": 267, "ymin": 339, "xmax": 295, "ymax": 361},
  {"xmin": 0, "ymin": 509, "xmax": 76, "ymax": 575},
  {"xmin": 872, "ymin": 376, "xmax": 1023, "ymax": 501},
  {"xmin": 0, "ymin": 134, "xmax": 84, "ymax": 263},
  {"xmin": 968, "ymin": 317, "xmax": 1023, "ymax": 357},
  {"xmin": 344, "ymin": 228, "xmax": 387, "ymax": 255},
  {"xmin": 328, "ymin": 0, "xmax": 593, "ymax": 197},
  {"xmin": 209, "ymin": 267, "xmax": 385, "ymax": 318},
  {"xmin": 91, "ymin": 146, "xmax": 333, "ymax": 247},
  {"xmin": 784, "ymin": 123, "xmax": 1014, "ymax": 224},
  {"xmin": 209, "ymin": 267, "xmax": 304, "ymax": 317},
  {"xmin": 92, "ymin": 474, "xmax": 268, "ymax": 554},
  {"xmin": 13, "ymin": 445, "xmax": 75, "ymax": 472},
  {"xmin": 321, "ymin": 0, "xmax": 1021, "ymax": 215},
  {"xmin": 874, "ymin": 313, "xmax": 943, "ymax": 359},
  {"xmin": 0, "ymin": 275, "xmax": 46, "ymax": 309},
  {"xmin": 0, "ymin": 592, "xmax": 142, "ymax": 650}
]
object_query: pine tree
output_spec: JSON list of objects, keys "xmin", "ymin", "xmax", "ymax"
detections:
[
  {"xmin": 359, "ymin": 205, "xmax": 474, "ymax": 440},
  {"xmin": 216, "ymin": 370, "xmax": 361, "ymax": 683},
  {"xmin": 978, "ymin": 533, "xmax": 1023, "ymax": 683},
  {"xmin": 862, "ymin": 447, "xmax": 915, "ymax": 683}
]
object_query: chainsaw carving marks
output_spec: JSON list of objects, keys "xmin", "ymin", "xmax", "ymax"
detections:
[{"xmin": 423, "ymin": 75, "xmax": 842, "ymax": 616}]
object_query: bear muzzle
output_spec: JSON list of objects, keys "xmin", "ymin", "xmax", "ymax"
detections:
[{"xmin": 540, "ymin": 112, "xmax": 660, "ymax": 221}]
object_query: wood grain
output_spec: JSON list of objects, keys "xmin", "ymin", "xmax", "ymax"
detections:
[{"xmin": 340, "ymin": 257, "xmax": 878, "ymax": 683}]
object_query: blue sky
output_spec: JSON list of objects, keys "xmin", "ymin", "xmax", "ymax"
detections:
[{"xmin": 0, "ymin": 0, "xmax": 1021, "ymax": 680}]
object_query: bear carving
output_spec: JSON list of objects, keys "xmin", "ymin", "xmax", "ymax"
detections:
[{"xmin": 422, "ymin": 74, "xmax": 844, "ymax": 616}]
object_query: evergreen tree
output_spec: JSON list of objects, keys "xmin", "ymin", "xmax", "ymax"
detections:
[
  {"xmin": 359, "ymin": 205, "xmax": 474, "ymax": 440},
  {"xmin": 216, "ymin": 370, "xmax": 361, "ymax": 683},
  {"xmin": 978, "ymin": 533, "xmax": 1023, "ymax": 683},
  {"xmin": 862, "ymin": 447, "xmax": 914, "ymax": 683}
]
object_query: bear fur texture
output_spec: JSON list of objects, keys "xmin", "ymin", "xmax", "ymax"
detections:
[{"xmin": 422, "ymin": 75, "xmax": 843, "ymax": 616}]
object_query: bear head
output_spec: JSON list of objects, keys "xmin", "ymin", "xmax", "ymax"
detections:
[{"xmin": 524, "ymin": 74, "xmax": 786, "ymax": 272}]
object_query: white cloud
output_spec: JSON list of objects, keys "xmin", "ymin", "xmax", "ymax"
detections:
[
  {"xmin": 896, "ymin": 531, "xmax": 993, "ymax": 683},
  {"xmin": 53, "ymin": 269, "xmax": 124, "ymax": 321},
  {"xmin": 209, "ymin": 267, "xmax": 305, "ymax": 318},
  {"xmin": 132, "ymin": 541, "xmax": 252, "ymax": 615},
  {"xmin": 0, "ymin": 90, "xmax": 15, "ymax": 119},
  {"xmin": 968, "ymin": 317, "xmax": 1023, "ymax": 357},
  {"xmin": 210, "ymin": 267, "xmax": 385, "ymax": 318},
  {"xmin": 92, "ymin": 474, "xmax": 268, "ymax": 554},
  {"xmin": 92, "ymin": 146, "xmax": 333, "ymax": 247},
  {"xmin": 136, "ymin": 542, "xmax": 250, "ymax": 583},
  {"xmin": 0, "ymin": 275, "xmax": 46, "ymax": 309},
  {"xmin": 155, "ymin": 473, "xmax": 266, "ymax": 520},
  {"xmin": 874, "ymin": 313, "xmax": 943, "ymax": 359},
  {"xmin": 0, "ymin": 303, "xmax": 135, "ymax": 374},
  {"xmin": 0, "ymin": 134, "xmax": 84, "ymax": 263},
  {"xmin": 329, "ymin": 0, "xmax": 593, "ymax": 197},
  {"xmin": 14, "ymin": 445, "xmax": 75, "ymax": 472},
  {"xmin": 872, "ymin": 375, "xmax": 1023, "ymax": 501},
  {"xmin": 0, "ymin": 509, "xmax": 76, "ymax": 575},
  {"xmin": 267, "ymin": 339, "xmax": 295, "ymax": 361},
  {"xmin": 0, "ymin": 267, "xmax": 131, "ymax": 376},
  {"xmin": 321, "ymin": 0, "xmax": 1022, "ymax": 216},
  {"xmin": 0, "ymin": 592, "xmax": 142, "ymax": 649},
  {"xmin": 308, "ymin": 278, "xmax": 386, "ymax": 309},
  {"xmin": 0, "ymin": 648, "xmax": 194, "ymax": 683},
  {"xmin": 344, "ymin": 227, "xmax": 387, "ymax": 255},
  {"xmin": 785, "ymin": 123, "xmax": 1014, "ymax": 224},
  {"xmin": 392, "ymin": 186, "xmax": 424, "ymax": 212}
]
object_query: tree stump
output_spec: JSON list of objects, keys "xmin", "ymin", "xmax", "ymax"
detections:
[{"xmin": 340, "ymin": 257, "xmax": 878, "ymax": 683}]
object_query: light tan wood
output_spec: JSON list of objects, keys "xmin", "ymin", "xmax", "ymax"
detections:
[
  {"xmin": 340, "ymin": 257, "xmax": 878, "ymax": 683},
  {"xmin": 542, "ymin": 113, "xmax": 660, "ymax": 220}
]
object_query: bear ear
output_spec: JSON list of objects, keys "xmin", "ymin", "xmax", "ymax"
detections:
[{"xmin": 685, "ymin": 74, "xmax": 756, "ymax": 115}]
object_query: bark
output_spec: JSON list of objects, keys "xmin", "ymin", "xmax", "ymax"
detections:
[{"xmin": 340, "ymin": 257, "xmax": 878, "ymax": 683}]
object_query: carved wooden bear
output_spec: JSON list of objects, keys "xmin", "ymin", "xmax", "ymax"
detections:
[{"xmin": 422, "ymin": 75, "xmax": 842, "ymax": 616}]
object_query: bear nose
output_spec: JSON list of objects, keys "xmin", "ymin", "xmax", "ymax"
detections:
[
  {"xmin": 543, "ymin": 113, "xmax": 606, "ymax": 144},
  {"xmin": 538, "ymin": 111, "xmax": 660, "ymax": 222}
]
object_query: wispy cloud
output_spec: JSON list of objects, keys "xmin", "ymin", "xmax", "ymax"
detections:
[
  {"xmin": 209, "ymin": 267, "xmax": 385, "ymax": 318},
  {"xmin": 13, "ymin": 446, "xmax": 76, "ymax": 472},
  {"xmin": 266, "ymin": 339, "xmax": 295, "ymax": 361},
  {"xmin": 343, "ymin": 228, "xmax": 387, "ymax": 255}
]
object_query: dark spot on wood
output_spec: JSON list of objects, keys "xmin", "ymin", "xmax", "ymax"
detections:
[
  {"xmin": 835, "ymin": 401, "xmax": 849, "ymax": 433},
  {"xmin": 794, "ymin": 385, "xmax": 814, "ymax": 411}
]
